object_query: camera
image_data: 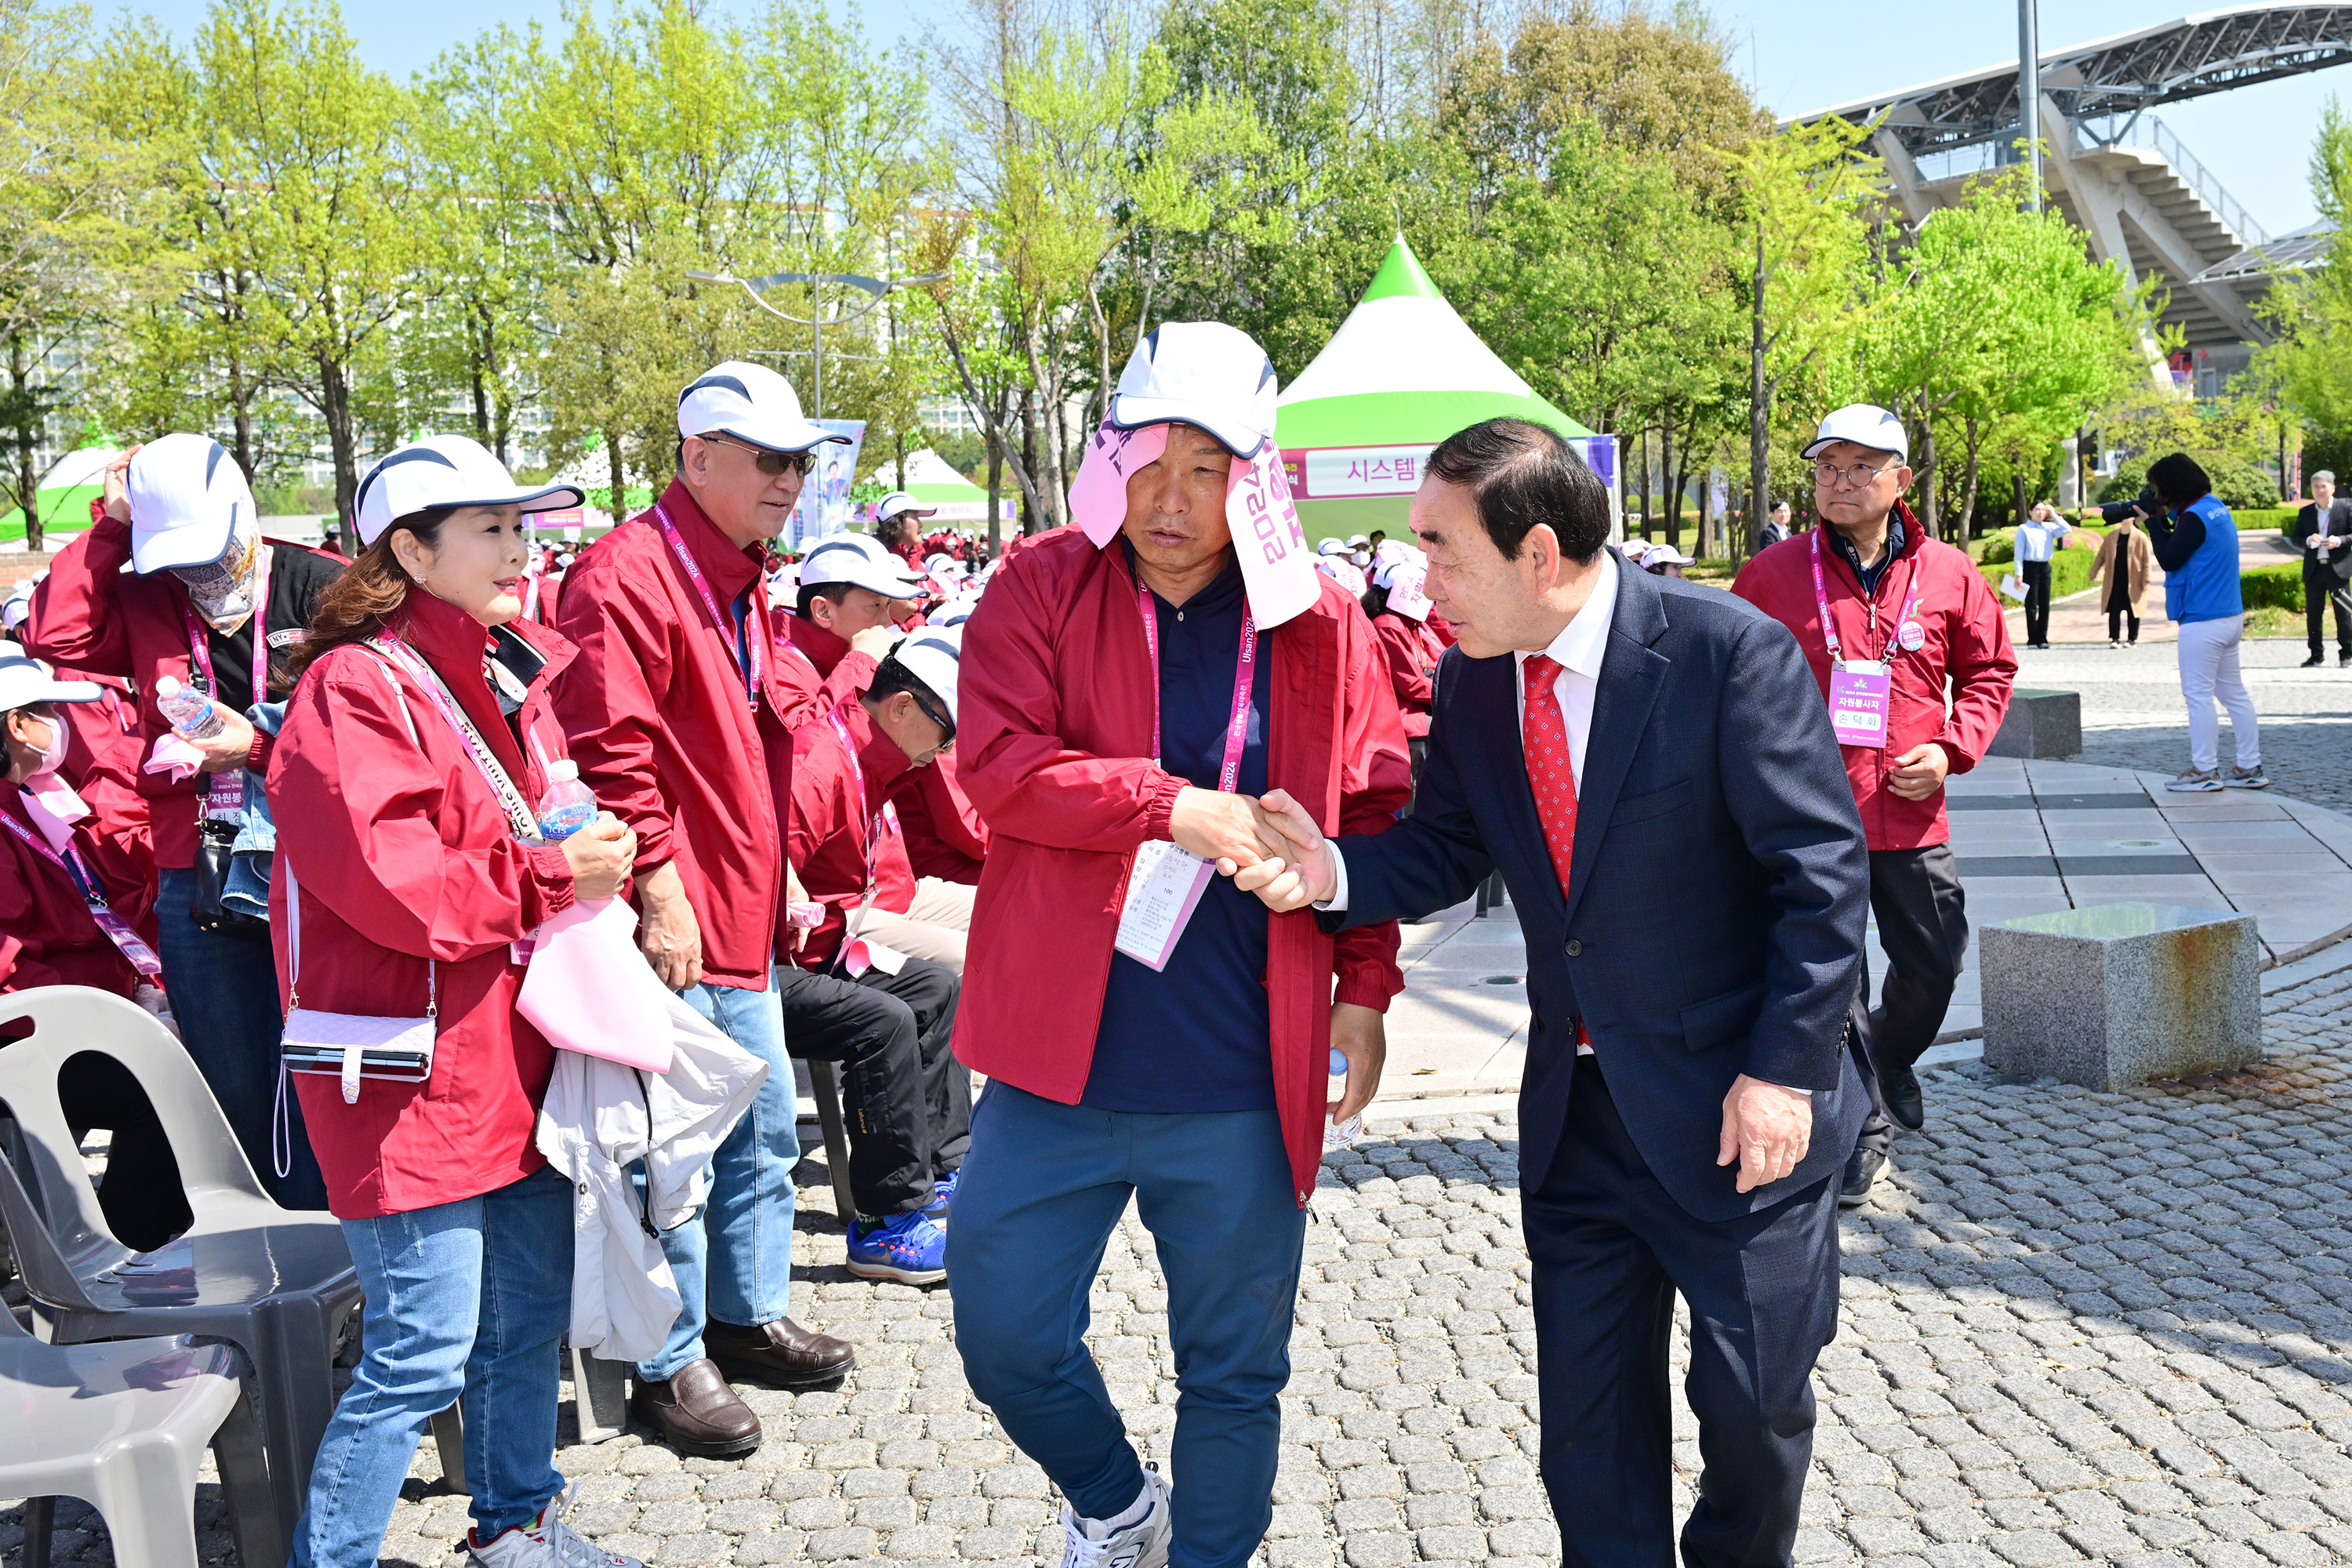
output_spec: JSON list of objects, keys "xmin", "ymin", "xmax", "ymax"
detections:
[{"xmin": 2098, "ymin": 489, "xmax": 2161, "ymax": 524}]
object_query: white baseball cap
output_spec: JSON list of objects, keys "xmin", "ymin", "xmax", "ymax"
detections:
[
  {"xmin": 875, "ymin": 492, "xmax": 937, "ymax": 524},
  {"xmin": 354, "ymin": 435, "xmax": 585, "ymax": 549},
  {"xmin": 127, "ymin": 433, "xmax": 256, "ymax": 575},
  {"xmin": 891, "ymin": 624, "xmax": 964, "ymax": 724},
  {"xmin": 0, "ymin": 641, "xmax": 100, "ymax": 711},
  {"xmin": 1802, "ymin": 404, "xmax": 1908, "ymax": 464},
  {"xmin": 1642, "ymin": 543, "xmax": 1694, "ymax": 567},
  {"xmin": 1109, "ymin": 322, "xmax": 1279, "ymax": 459},
  {"xmin": 929, "ymin": 593, "xmax": 981, "ymax": 629},
  {"xmin": 1316, "ymin": 537, "xmax": 1346, "ymax": 556},
  {"xmin": 2, "ymin": 579, "xmax": 33, "ymax": 633},
  {"xmin": 677, "ymin": 361, "xmax": 848, "ymax": 454},
  {"xmin": 800, "ymin": 532, "xmax": 924, "ymax": 601}
]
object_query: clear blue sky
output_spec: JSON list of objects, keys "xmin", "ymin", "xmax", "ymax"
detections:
[{"xmin": 102, "ymin": 0, "xmax": 2347, "ymax": 236}]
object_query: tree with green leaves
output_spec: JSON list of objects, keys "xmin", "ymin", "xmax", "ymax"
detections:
[{"xmin": 2255, "ymin": 98, "xmax": 2352, "ymax": 446}]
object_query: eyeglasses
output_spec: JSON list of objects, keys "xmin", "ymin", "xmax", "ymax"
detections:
[
  {"xmin": 911, "ymin": 689, "xmax": 956, "ymax": 750},
  {"xmin": 699, "ymin": 434, "xmax": 817, "ymax": 477},
  {"xmin": 1813, "ymin": 459, "xmax": 1899, "ymax": 489}
]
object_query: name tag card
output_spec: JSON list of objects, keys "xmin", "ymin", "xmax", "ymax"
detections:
[
  {"xmin": 1114, "ymin": 839, "xmax": 1217, "ymax": 971},
  {"xmin": 1828, "ymin": 662, "xmax": 1891, "ymax": 750}
]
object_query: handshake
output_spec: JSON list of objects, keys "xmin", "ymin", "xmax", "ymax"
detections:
[{"xmin": 1168, "ymin": 786, "xmax": 1339, "ymax": 913}]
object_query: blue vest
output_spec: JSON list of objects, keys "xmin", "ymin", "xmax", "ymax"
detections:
[{"xmin": 2164, "ymin": 494, "xmax": 2241, "ymax": 624}]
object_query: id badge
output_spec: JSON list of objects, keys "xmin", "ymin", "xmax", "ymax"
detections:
[
  {"xmin": 1828, "ymin": 660, "xmax": 1892, "ymax": 750},
  {"xmin": 89, "ymin": 905, "xmax": 165, "ymax": 977},
  {"xmin": 1114, "ymin": 839, "xmax": 1217, "ymax": 972}
]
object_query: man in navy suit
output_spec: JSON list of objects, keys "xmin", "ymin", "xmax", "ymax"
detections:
[{"xmin": 1243, "ymin": 418, "xmax": 1870, "ymax": 1567}]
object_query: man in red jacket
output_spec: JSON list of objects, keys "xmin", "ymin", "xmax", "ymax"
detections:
[
  {"xmin": 946, "ymin": 323, "xmax": 1412, "ymax": 1568},
  {"xmin": 1732, "ymin": 404, "xmax": 2015, "ymax": 1204},
  {"xmin": 554, "ymin": 361, "xmax": 857, "ymax": 1457},
  {"xmin": 772, "ymin": 531, "xmax": 916, "ymax": 727}
]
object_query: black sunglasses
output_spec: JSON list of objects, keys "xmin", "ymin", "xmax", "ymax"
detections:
[
  {"xmin": 700, "ymin": 434, "xmax": 817, "ymax": 477},
  {"xmin": 911, "ymin": 689, "xmax": 956, "ymax": 747}
]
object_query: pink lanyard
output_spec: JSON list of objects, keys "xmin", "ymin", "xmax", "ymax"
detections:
[
  {"xmin": 0, "ymin": 811, "xmax": 163, "ymax": 977},
  {"xmin": 181, "ymin": 546, "xmax": 271, "ymax": 815},
  {"xmin": 370, "ymin": 633, "xmax": 540, "ymax": 842},
  {"xmin": 654, "ymin": 504, "xmax": 763, "ymax": 713},
  {"xmin": 1134, "ymin": 579, "xmax": 1257, "ymax": 792},
  {"xmin": 825, "ymin": 704, "xmax": 899, "ymax": 899},
  {"xmin": 1809, "ymin": 529, "xmax": 1923, "ymax": 664},
  {"xmin": 521, "ymin": 564, "xmax": 543, "ymax": 621}
]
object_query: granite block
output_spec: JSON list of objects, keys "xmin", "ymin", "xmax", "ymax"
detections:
[
  {"xmin": 1989, "ymin": 690, "xmax": 2082, "ymax": 760},
  {"xmin": 1980, "ymin": 902, "xmax": 2261, "ymax": 1090}
]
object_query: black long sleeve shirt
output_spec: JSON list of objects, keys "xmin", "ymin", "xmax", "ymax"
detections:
[{"xmin": 2146, "ymin": 507, "xmax": 2205, "ymax": 572}]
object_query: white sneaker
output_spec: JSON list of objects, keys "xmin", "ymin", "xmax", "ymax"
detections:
[
  {"xmin": 469, "ymin": 1483, "xmax": 644, "ymax": 1568},
  {"xmin": 2166, "ymin": 768, "xmax": 2223, "ymax": 793},
  {"xmin": 1058, "ymin": 1469, "xmax": 1172, "ymax": 1568}
]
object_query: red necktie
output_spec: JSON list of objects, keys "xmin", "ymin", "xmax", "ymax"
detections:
[{"xmin": 1523, "ymin": 654, "xmax": 1592, "ymax": 1049}]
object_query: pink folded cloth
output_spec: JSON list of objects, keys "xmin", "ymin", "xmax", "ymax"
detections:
[
  {"xmin": 1066, "ymin": 419, "xmax": 1321, "ymax": 630},
  {"xmin": 143, "ymin": 733, "xmax": 205, "ymax": 783},
  {"xmin": 21, "ymin": 771, "xmax": 88, "ymax": 855},
  {"xmin": 517, "ymin": 895, "xmax": 673, "ymax": 1073}
]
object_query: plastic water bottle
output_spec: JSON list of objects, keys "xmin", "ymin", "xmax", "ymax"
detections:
[
  {"xmin": 1323, "ymin": 1047, "xmax": 1362, "ymax": 1152},
  {"xmin": 153, "ymin": 677, "xmax": 226, "ymax": 741},
  {"xmin": 535, "ymin": 759, "xmax": 597, "ymax": 842}
]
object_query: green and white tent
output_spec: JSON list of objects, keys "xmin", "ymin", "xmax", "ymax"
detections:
[
  {"xmin": 1274, "ymin": 235, "xmax": 1605, "ymax": 540},
  {"xmin": 873, "ymin": 449, "xmax": 1010, "ymax": 527}
]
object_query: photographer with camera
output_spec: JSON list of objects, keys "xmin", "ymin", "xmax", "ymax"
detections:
[{"xmin": 2103, "ymin": 456, "xmax": 2265, "ymax": 791}]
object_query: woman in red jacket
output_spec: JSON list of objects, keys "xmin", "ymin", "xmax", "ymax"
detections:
[
  {"xmin": 268, "ymin": 435, "xmax": 640, "ymax": 1568},
  {"xmin": 0, "ymin": 642, "xmax": 190, "ymax": 1250}
]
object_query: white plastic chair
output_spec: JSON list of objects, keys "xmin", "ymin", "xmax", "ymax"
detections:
[{"xmin": 0, "ymin": 1301, "xmax": 278, "ymax": 1568}]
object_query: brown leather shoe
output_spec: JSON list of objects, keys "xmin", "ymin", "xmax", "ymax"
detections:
[
  {"xmin": 705, "ymin": 1316, "xmax": 856, "ymax": 1388},
  {"xmin": 630, "ymin": 1357, "xmax": 760, "ymax": 1457}
]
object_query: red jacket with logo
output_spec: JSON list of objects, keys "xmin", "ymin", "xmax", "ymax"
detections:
[
  {"xmin": 1731, "ymin": 504, "xmax": 2016, "ymax": 851},
  {"xmin": 892, "ymin": 753, "xmax": 988, "ymax": 884},
  {"xmin": 267, "ymin": 594, "xmax": 583, "ymax": 1218},
  {"xmin": 25, "ymin": 509, "xmax": 343, "ymax": 868},
  {"xmin": 954, "ymin": 530, "xmax": 1413, "ymax": 1203},
  {"xmin": 771, "ymin": 614, "xmax": 882, "ymax": 735},
  {"xmin": 553, "ymin": 482, "xmax": 793, "ymax": 990}
]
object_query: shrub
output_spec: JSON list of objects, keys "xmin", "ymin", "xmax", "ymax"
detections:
[{"xmin": 2241, "ymin": 562, "xmax": 2304, "ymax": 613}]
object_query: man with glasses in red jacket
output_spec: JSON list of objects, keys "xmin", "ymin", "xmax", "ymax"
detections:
[
  {"xmin": 1732, "ymin": 404, "xmax": 2015, "ymax": 1205},
  {"xmin": 555, "ymin": 361, "xmax": 858, "ymax": 1457},
  {"xmin": 947, "ymin": 322, "xmax": 1412, "ymax": 1568}
]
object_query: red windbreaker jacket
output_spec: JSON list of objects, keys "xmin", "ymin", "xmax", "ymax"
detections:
[
  {"xmin": 786, "ymin": 698, "xmax": 920, "ymax": 970},
  {"xmin": 0, "ymin": 776, "xmax": 158, "ymax": 998},
  {"xmin": 1731, "ymin": 503, "xmax": 2017, "ymax": 851},
  {"xmin": 772, "ymin": 614, "xmax": 880, "ymax": 733},
  {"xmin": 267, "ymin": 593, "xmax": 583, "ymax": 1219},
  {"xmin": 25, "ymin": 510, "xmax": 345, "ymax": 868},
  {"xmin": 955, "ymin": 530, "xmax": 1413, "ymax": 1204},
  {"xmin": 554, "ymin": 482, "xmax": 793, "ymax": 990},
  {"xmin": 892, "ymin": 753, "xmax": 988, "ymax": 884},
  {"xmin": 1371, "ymin": 611, "xmax": 1440, "ymax": 739}
]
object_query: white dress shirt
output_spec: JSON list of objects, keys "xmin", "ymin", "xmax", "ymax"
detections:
[
  {"xmin": 1321, "ymin": 552, "xmax": 1619, "ymax": 916},
  {"xmin": 2014, "ymin": 517, "xmax": 2070, "ymax": 564}
]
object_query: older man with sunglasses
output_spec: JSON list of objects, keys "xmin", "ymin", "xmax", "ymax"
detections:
[{"xmin": 554, "ymin": 361, "xmax": 858, "ymax": 1457}]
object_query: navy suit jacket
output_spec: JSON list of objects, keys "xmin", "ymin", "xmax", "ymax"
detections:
[{"xmin": 1326, "ymin": 556, "xmax": 1871, "ymax": 1222}]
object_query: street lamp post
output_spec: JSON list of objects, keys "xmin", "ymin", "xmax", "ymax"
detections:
[
  {"xmin": 684, "ymin": 268, "xmax": 950, "ymax": 419},
  {"xmin": 2019, "ymin": 0, "xmax": 2042, "ymax": 212}
]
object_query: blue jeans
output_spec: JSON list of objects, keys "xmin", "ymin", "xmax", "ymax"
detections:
[
  {"xmin": 948, "ymin": 1083, "xmax": 1307, "ymax": 1568},
  {"xmin": 639, "ymin": 976, "xmax": 798, "ymax": 1381},
  {"xmin": 155, "ymin": 866, "xmax": 328, "ymax": 1210},
  {"xmin": 292, "ymin": 1165, "xmax": 572, "ymax": 1568}
]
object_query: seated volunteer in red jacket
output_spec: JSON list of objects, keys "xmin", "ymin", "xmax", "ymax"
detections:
[
  {"xmin": 268, "ymin": 436, "xmax": 644, "ymax": 1568},
  {"xmin": 26, "ymin": 435, "xmax": 343, "ymax": 1209},
  {"xmin": 772, "ymin": 529, "xmax": 920, "ymax": 728},
  {"xmin": 1732, "ymin": 404, "xmax": 2014, "ymax": 1206},
  {"xmin": 948, "ymin": 323, "xmax": 1412, "ymax": 1568},
  {"xmin": 554, "ymin": 361, "xmax": 856, "ymax": 1457},
  {"xmin": 782, "ymin": 629, "xmax": 970, "ymax": 1285},
  {"xmin": 0, "ymin": 642, "xmax": 191, "ymax": 1251},
  {"xmin": 873, "ymin": 491, "xmax": 931, "ymax": 570}
]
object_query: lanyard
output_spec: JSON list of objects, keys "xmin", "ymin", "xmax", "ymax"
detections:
[
  {"xmin": 180, "ymin": 544, "xmax": 273, "ymax": 709},
  {"xmin": 0, "ymin": 811, "xmax": 164, "ymax": 977},
  {"xmin": 1809, "ymin": 528, "xmax": 1923, "ymax": 665},
  {"xmin": 654, "ymin": 503, "xmax": 763, "ymax": 713},
  {"xmin": 1134, "ymin": 580, "xmax": 1256, "ymax": 792},
  {"xmin": 370, "ymin": 633, "xmax": 541, "ymax": 842},
  {"xmin": 521, "ymin": 564, "xmax": 543, "ymax": 621}
]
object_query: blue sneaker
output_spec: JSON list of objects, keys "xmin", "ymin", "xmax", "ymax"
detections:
[
  {"xmin": 922, "ymin": 1171, "xmax": 960, "ymax": 1229},
  {"xmin": 846, "ymin": 1211, "xmax": 946, "ymax": 1285}
]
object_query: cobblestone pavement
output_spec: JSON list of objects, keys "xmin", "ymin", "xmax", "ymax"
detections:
[{"xmin": 13, "ymin": 963, "xmax": 2352, "ymax": 1568}]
